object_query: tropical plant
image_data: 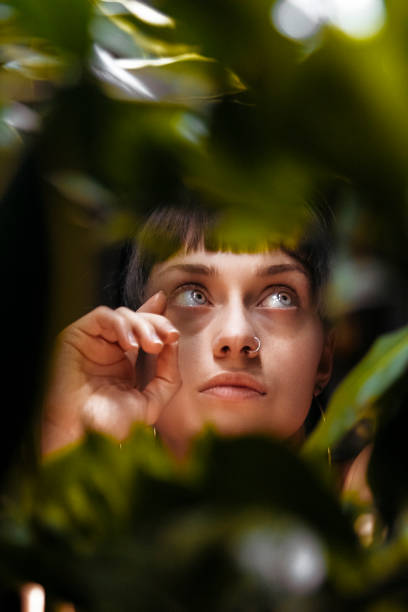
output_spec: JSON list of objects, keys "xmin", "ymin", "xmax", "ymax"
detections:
[{"xmin": 1, "ymin": 0, "xmax": 407, "ymax": 609}]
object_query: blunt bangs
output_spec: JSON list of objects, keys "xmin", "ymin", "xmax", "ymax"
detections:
[{"xmin": 123, "ymin": 203, "xmax": 332, "ymax": 311}]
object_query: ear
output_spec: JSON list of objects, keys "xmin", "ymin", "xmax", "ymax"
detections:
[{"xmin": 314, "ymin": 329, "xmax": 335, "ymax": 395}]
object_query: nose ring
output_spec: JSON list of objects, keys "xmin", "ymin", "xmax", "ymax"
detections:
[{"xmin": 245, "ymin": 336, "xmax": 261, "ymax": 355}]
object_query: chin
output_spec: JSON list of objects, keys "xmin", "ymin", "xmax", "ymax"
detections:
[
  {"xmin": 200, "ymin": 413, "xmax": 276, "ymax": 439},
  {"xmin": 201, "ymin": 405, "xmax": 306, "ymax": 440}
]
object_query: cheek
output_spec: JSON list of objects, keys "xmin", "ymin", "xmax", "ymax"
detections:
[
  {"xmin": 164, "ymin": 306, "xmax": 212, "ymax": 336},
  {"xmin": 177, "ymin": 332, "xmax": 208, "ymax": 386},
  {"xmin": 156, "ymin": 330, "xmax": 211, "ymax": 441},
  {"xmin": 261, "ymin": 312, "xmax": 324, "ymax": 370},
  {"xmin": 262, "ymin": 323, "xmax": 324, "ymax": 432},
  {"xmin": 164, "ymin": 307, "xmax": 214, "ymax": 384},
  {"xmin": 271, "ymin": 324, "xmax": 324, "ymax": 383},
  {"xmin": 303, "ymin": 323, "xmax": 325, "ymax": 373}
]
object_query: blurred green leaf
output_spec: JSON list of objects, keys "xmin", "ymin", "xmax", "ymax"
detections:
[
  {"xmin": 98, "ymin": 8, "xmax": 193, "ymax": 56},
  {"xmin": 304, "ymin": 325, "xmax": 408, "ymax": 457},
  {"xmin": 12, "ymin": 0, "xmax": 92, "ymax": 57},
  {"xmin": 1, "ymin": 1, "xmax": 408, "ymax": 609},
  {"xmin": 107, "ymin": 0, "xmax": 176, "ymax": 29},
  {"xmin": 367, "ymin": 376, "xmax": 408, "ymax": 527},
  {"xmin": 1, "ymin": 46, "xmax": 65, "ymax": 81},
  {"xmin": 158, "ymin": 0, "xmax": 299, "ymax": 89},
  {"xmin": 0, "ymin": 429, "xmax": 363, "ymax": 610}
]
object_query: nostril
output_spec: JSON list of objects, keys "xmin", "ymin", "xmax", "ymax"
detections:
[
  {"xmin": 221, "ymin": 345, "xmax": 229, "ymax": 353},
  {"xmin": 242, "ymin": 345, "xmax": 251, "ymax": 353}
]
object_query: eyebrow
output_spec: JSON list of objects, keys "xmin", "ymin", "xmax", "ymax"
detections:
[
  {"xmin": 156, "ymin": 263, "xmax": 217, "ymax": 277},
  {"xmin": 255, "ymin": 263, "xmax": 308, "ymax": 278},
  {"xmin": 156, "ymin": 262, "xmax": 308, "ymax": 278}
]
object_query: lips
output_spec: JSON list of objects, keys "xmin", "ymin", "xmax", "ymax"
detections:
[{"xmin": 199, "ymin": 372, "xmax": 266, "ymax": 400}]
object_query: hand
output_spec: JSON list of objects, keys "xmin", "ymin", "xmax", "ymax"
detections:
[{"xmin": 41, "ymin": 291, "xmax": 180, "ymax": 454}]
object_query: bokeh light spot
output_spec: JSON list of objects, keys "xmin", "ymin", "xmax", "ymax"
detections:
[
  {"xmin": 271, "ymin": 0, "xmax": 386, "ymax": 41},
  {"xmin": 235, "ymin": 525, "xmax": 327, "ymax": 595}
]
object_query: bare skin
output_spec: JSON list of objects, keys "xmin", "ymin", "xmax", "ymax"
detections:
[
  {"xmin": 148, "ymin": 250, "xmax": 334, "ymax": 456},
  {"xmin": 41, "ymin": 292, "xmax": 180, "ymax": 454},
  {"xmin": 42, "ymin": 249, "xmax": 334, "ymax": 457}
]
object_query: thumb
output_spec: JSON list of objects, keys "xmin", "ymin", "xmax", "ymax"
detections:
[
  {"xmin": 137, "ymin": 290, "xmax": 167, "ymax": 315},
  {"xmin": 142, "ymin": 341, "xmax": 181, "ymax": 425}
]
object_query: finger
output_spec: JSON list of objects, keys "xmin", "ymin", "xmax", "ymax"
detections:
[
  {"xmin": 81, "ymin": 356, "xmax": 135, "ymax": 380},
  {"xmin": 137, "ymin": 313, "xmax": 179, "ymax": 344},
  {"xmin": 76, "ymin": 307, "xmax": 141, "ymax": 353},
  {"xmin": 124, "ymin": 316, "xmax": 165, "ymax": 354},
  {"xmin": 142, "ymin": 341, "xmax": 181, "ymax": 424},
  {"xmin": 137, "ymin": 290, "xmax": 167, "ymax": 315},
  {"xmin": 115, "ymin": 308, "xmax": 178, "ymax": 354},
  {"xmin": 63, "ymin": 327, "xmax": 130, "ymax": 366},
  {"xmin": 116, "ymin": 309, "xmax": 180, "ymax": 345}
]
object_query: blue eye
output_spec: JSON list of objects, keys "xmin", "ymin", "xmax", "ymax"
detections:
[
  {"xmin": 173, "ymin": 286, "xmax": 209, "ymax": 307},
  {"xmin": 260, "ymin": 289, "xmax": 296, "ymax": 308}
]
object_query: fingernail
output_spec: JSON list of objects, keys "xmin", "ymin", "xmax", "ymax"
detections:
[
  {"xmin": 150, "ymin": 331, "xmax": 163, "ymax": 345},
  {"xmin": 128, "ymin": 331, "xmax": 138, "ymax": 347}
]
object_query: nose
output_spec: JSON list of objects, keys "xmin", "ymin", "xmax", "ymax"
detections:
[{"xmin": 212, "ymin": 298, "xmax": 259, "ymax": 360}]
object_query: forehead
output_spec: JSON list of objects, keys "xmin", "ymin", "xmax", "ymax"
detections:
[{"xmin": 150, "ymin": 248, "xmax": 309, "ymax": 282}]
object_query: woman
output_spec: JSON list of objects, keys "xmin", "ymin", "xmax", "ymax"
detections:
[{"xmin": 41, "ymin": 204, "xmax": 335, "ymax": 458}]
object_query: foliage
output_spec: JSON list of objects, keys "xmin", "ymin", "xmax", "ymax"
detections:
[
  {"xmin": 304, "ymin": 324, "xmax": 408, "ymax": 457},
  {"xmin": 1, "ymin": 0, "xmax": 408, "ymax": 609}
]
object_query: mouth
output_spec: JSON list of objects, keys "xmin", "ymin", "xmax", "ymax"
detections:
[{"xmin": 199, "ymin": 372, "xmax": 266, "ymax": 401}]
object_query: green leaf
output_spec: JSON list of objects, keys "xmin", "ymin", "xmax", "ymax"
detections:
[
  {"xmin": 304, "ymin": 325, "xmax": 408, "ymax": 457},
  {"xmin": 366, "ymin": 376, "xmax": 408, "ymax": 526},
  {"xmin": 0, "ymin": 429, "xmax": 363, "ymax": 609},
  {"xmin": 12, "ymin": 0, "xmax": 92, "ymax": 57}
]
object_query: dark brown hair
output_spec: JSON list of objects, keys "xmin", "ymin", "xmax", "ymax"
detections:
[{"xmin": 122, "ymin": 202, "xmax": 333, "ymax": 312}]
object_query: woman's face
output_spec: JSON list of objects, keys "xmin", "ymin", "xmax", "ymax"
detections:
[{"xmin": 145, "ymin": 249, "xmax": 333, "ymax": 454}]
